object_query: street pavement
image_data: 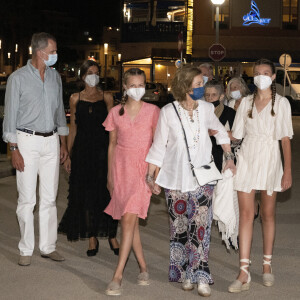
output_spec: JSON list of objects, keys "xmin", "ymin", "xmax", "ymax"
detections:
[{"xmin": 0, "ymin": 117, "xmax": 300, "ymax": 300}]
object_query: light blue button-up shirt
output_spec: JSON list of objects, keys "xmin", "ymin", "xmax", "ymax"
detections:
[{"xmin": 2, "ymin": 60, "xmax": 69, "ymax": 143}]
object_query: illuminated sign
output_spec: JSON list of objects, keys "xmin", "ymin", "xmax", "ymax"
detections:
[{"xmin": 243, "ymin": 1, "xmax": 271, "ymax": 26}]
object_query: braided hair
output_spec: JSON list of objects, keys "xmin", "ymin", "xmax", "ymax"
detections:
[
  {"xmin": 119, "ymin": 68, "xmax": 146, "ymax": 116},
  {"xmin": 248, "ymin": 58, "xmax": 276, "ymax": 118}
]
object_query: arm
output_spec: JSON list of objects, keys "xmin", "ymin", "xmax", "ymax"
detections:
[
  {"xmin": 107, "ymin": 130, "xmax": 117, "ymax": 196},
  {"xmin": 56, "ymin": 75, "xmax": 69, "ymax": 164},
  {"xmin": 281, "ymin": 137, "xmax": 292, "ymax": 191},
  {"xmin": 63, "ymin": 94, "xmax": 79, "ymax": 173},
  {"xmin": 220, "ymin": 143, "xmax": 236, "ymax": 175},
  {"xmin": 3, "ymin": 75, "xmax": 25, "ymax": 171},
  {"xmin": 104, "ymin": 91, "xmax": 114, "ymax": 112}
]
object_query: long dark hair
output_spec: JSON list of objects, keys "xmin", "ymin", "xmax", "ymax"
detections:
[
  {"xmin": 248, "ymin": 58, "xmax": 276, "ymax": 118},
  {"xmin": 79, "ymin": 60, "xmax": 100, "ymax": 81},
  {"xmin": 119, "ymin": 68, "xmax": 146, "ymax": 116}
]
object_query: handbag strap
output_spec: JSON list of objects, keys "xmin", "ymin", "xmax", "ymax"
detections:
[{"xmin": 172, "ymin": 102, "xmax": 196, "ymax": 176}]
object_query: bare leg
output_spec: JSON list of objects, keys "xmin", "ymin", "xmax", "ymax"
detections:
[
  {"xmin": 111, "ymin": 213, "xmax": 138, "ymax": 284},
  {"xmin": 132, "ymin": 219, "xmax": 147, "ymax": 273},
  {"xmin": 237, "ymin": 190, "xmax": 256, "ymax": 283},
  {"xmin": 109, "ymin": 237, "xmax": 120, "ymax": 249},
  {"xmin": 88, "ymin": 237, "xmax": 97, "ymax": 250},
  {"xmin": 260, "ymin": 191, "xmax": 277, "ymax": 274}
]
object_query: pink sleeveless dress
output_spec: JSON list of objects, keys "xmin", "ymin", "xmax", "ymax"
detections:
[{"xmin": 103, "ymin": 102, "xmax": 160, "ymax": 219}]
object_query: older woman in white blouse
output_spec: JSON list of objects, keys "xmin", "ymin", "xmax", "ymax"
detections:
[{"xmin": 146, "ymin": 66, "xmax": 236, "ymax": 297}]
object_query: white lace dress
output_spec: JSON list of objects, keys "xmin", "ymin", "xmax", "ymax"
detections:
[{"xmin": 232, "ymin": 94, "xmax": 293, "ymax": 196}]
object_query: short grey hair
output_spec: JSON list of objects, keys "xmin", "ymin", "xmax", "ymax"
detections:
[
  {"xmin": 204, "ymin": 80, "xmax": 224, "ymax": 96},
  {"xmin": 31, "ymin": 32, "xmax": 56, "ymax": 55},
  {"xmin": 225, "ymin": 77, "xmax": 250, "ymax": 99},
  {"xmin": 199, "ymin": 63, "xmax": 214, "ymax": 76}
]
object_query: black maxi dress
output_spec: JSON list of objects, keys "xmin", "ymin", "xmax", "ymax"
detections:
[{"xmin": 58, "ymin": 97, "xmax": 118, "ymax": 240}]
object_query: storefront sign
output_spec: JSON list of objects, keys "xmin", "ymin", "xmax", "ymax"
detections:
[{"xmin": 243, "ymin": 1, "xmax": 271, "ymax": 26}]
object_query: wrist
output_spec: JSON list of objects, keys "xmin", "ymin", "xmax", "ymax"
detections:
[
  {"xmin": 224, "ymin": 151, "xmax": 234, "ymax": 161},
  {"xmin": 145, "ymin": 174, "xmax": 154, "ymax": 183}
]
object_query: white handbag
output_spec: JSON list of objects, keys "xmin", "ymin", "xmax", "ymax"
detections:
[{"xmin": 172, "ymin": 103, "xmax": 222, "ymax": 186}]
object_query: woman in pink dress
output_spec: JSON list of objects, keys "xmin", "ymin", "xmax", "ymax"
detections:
[{"xmin": 103, "ymin": 68, "xmax": 160, "ymax": 296}]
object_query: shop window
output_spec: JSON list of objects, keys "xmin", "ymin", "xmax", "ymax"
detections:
[
  {"xmin": 282, "ymin": 0, "xmax": 298, "ymax": 29},
  {"xmin": 214, "ymin": 0, "xmax": 230, "ymax": 29}
]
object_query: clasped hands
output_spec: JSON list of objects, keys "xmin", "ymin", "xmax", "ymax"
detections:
[{"xmin": 145, "ymin": 174, "xmax": 161, "ymax": 195}]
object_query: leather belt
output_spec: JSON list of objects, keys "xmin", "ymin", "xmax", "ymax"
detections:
[{"xmin": 17, "ymin": 128, "xmax": 57, "ymax": 137}]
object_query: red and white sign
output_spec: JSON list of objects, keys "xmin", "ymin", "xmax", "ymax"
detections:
[{"xmin": 209, "ymin": 44, "xmax": 226, "ymax": 61}]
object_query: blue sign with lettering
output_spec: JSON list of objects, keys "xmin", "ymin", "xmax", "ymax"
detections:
[{"xmin": 243, "ymin": 1, "xmax": 271, "ymax": 26}]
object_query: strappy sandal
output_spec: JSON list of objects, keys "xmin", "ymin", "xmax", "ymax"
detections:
[
  {"xmin": 263, "ymin": 255, "xmax": 274, "ymax": 287},
  {"xmin": 228, "ymin": 259, "xmax": 251, "ymax": 293}
]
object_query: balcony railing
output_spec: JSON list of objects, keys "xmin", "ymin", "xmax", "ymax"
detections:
[{"xmin": 122, "ymin": 21, "xmax": 186, "ymax": 43}]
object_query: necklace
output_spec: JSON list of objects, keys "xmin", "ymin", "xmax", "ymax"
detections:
[
  {"xmin": 177, "ymin": 103, "xmax": 200, "ymax": 149},
  {"xmin": 180, "ymin": 101, "xmax": 198, "ymax": 122}
]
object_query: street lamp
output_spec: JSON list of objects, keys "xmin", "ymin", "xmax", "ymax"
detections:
[
  {"xmin": 211, "ymin": 0, "xmax": 225, "ymax": 80},
  {"xmin": 104, "ymin": 43, "xmax": 108, "ymax": 90},
  {"xmin": 14, "ymin": 44, "xmax": 18, "ymax": 70},
  {"xmin": 29, "ymin": 46, "xmax": 32, "ymax": 55}
]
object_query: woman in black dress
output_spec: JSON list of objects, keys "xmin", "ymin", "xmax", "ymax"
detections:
[
  {"xmin": 204, "ymin": 80, "xmax": 236, "ymax": 171},
  {"xmin": 58, "ymin": 60, "xmax": 119, "ymax": 256}
]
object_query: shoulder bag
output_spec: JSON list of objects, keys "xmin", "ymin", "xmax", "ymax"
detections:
[{"xmin": 172, "ymin": 102, "xmax": 222, "ymax": 186}]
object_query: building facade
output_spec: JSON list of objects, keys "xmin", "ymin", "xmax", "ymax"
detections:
[{"xmin": 120, "ymin": 0, "xmax": 300, "ymax": 85}]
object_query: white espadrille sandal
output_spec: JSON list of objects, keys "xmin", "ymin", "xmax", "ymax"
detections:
[
  {"xmin": 263, "ymin": 255, "xmax": 275, "ymax": 287},
  {"xmin": 228, "ymin": 259, "xmax": 251, "ymax": 293}
]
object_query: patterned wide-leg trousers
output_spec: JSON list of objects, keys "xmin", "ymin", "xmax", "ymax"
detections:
[{"xmin": 165, "ymin": 185, "xmax": 214, "ymax": 285}]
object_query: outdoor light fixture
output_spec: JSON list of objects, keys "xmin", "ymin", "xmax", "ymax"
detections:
[
  {"xmin": 104, "ymin": 43, "xmax": 108, "ymax": 55},
  {"xmin": 15, "ymin": 44, "xmax": 18, "ymax": 52},
  {"xmin": 29, "ymin": 46, "xmax": 32, "ymax": 55},
  {"xmin": 118, "ymin": 53, "xmax": 121, "ymax": 61},
  {"xmin": 211, "ymin": 0, "xmax": 225, "ymax": 5},
  {"xmin": 88, "ymin": 37, "xmax": 92, "ymax": 41},
  {"xmin": 8, "ymin": 52, "xmax": 11, "ymax": 59},
  {"xmin": 0, "ymin": 40, "xmax": 1, "ymax": 49},
  {"xmin": 186, "ymin": 0, "xmax": 194, "ymax": 55}
]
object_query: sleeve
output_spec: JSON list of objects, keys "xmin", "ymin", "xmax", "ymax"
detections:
[
  {"xmin": 207, "ymin": 104, "xmax": 230, "ymax": 145},
  {"xmin": 152, "ymin": 106, "xmax": 160, "ymax": 128},
  {"xmin": 2, "ymin": 74, "xmax": 20, "ymax": 143},
  {"xmin": 103, "ymin": 107, "xmax": 116, "ymax": 131},
  {"xmin": 145, "ymin": 107, "xmax": 169, "ymax": 167},
  {"xmin": 232, "ymin": 97, "xmax": 247, "ymax": 139},
  {"xmin": 56, "ymin": 75, "xmax": 69, "ymax": 136},
  {"xmin": 274, "ymin": 97, "xmax": 294, "ymax": 140}
]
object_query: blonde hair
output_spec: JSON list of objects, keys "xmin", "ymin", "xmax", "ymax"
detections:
[
  {"xmin": 171, "ymin": 65, "xmax": 202, "ymax": 102},
  {"xmin": 225, "ymin": 77, "xmax": 250, "ymax": 99},
  {"xmin": 248, "ymin": 58, "xmax": 276, "ymax": 118},
  {"xmin": 119, "ymin": 68, "xmax": 146, "ymax": 116}
]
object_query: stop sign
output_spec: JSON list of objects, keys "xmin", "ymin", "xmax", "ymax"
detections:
[{"xmin": 209, "ymin": 44, "xmax": 226, "ymax": 61}]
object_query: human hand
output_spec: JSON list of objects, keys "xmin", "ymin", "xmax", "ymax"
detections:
[
  {"xmin": 63, "ymin": 157, "xmax": 71, "ymax": 174},
  {"xmin": 208, "ymin": 129, "xmax": 218, "ymax": 136},
  {"xmin": 223, "ymin": 159, "xmax": 236, "ymax": 175},
  {"xmin": 60, "ymin": 144, "xmax": 69, "ymax": 164},
  {"xmin": 281, "ymin": 170, "xmax": 292, "ymax": 192},
  {"xmin": 11, "ymin": 150, "xmax": 25, "ymax": 172}
]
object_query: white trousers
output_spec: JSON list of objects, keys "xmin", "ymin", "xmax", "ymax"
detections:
[{"xmin": 16, "ymin": 130, "xmax": 60, "ymax": 256}]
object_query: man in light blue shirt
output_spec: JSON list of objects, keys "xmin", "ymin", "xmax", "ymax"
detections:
[{"xmin": 2, "ymin": 32, "xmax": 69, "ymax": 266}]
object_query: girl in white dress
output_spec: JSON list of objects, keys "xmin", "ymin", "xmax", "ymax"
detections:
[{"xmin": 228, "ymin": 59, "xmax": 293, "ymax": 293}]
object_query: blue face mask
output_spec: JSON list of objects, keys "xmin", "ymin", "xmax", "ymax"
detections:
[{"xmin": 189, "ymin": 87, "xmax": 205, "ymax": 101}]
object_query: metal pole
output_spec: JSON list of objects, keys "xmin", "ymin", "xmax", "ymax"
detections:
[
  {"xmin": 215, "ymin": 6, "xmax": 219, "ymax": 80},
  {"xmin": 283, "ymin": 54, "xmax": 287, "ymax": 96},
  {"xmin": 104, "ymin": 54, "xmax": 107, "ymax": 90}
]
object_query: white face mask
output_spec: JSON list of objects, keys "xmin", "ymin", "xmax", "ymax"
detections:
[
  {"xmin": 230, "ymin": 90, "xmax": 242, "ymax": 100},
  {"xmin": 126, "ymin": 87, "xmax": 145, "ymax": 101},
  {"xmin": 203, "ymin": 76, "xmax": 209, "ymax": 85},
  {"xmin": 42, "ymin": 51, "xmax": 57, "ymax": 67},
  {"xmin": 85, "ymin": 74, "xmax": 100, "ymax": 87},
  {"xmin": 254, "ymin": 75, "xmax": 273, "ymax": 90}
]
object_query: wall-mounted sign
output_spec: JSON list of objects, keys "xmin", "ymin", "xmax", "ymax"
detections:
[{"xmin": 243, "ymin": 1, "xmax": 271, "ymax": 26}]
